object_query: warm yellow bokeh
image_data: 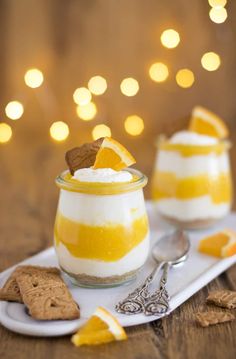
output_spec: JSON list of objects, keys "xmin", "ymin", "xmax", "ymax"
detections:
[
  {"xmin": 124, "ymin": 115, "xmax": 144, "ymax": 136},
  {"xmin": 24, "ymin": 68, "xmax": 44, "ymax": 88},
  {"xmin": 76, "ymin": 102, "xmax": 97, "ymax": 121},
  {"xmin": 149, "ymin": 62, "xmax": 169, "ymax": 82},
  {"xmin": 120, "ymin": 78, "xmax": 139, "ymax": 97},
  {"xmin": 73, "ymin": 87, "xmax": 92, "ymax": 106},
  {"xmin": 201, "ymin": 52, "xmax": 221, "ymax": 71},
  {"xmin": 208, "ymin": 0, "xmax": 227, "ymax": 8},
  {"xmin": 0, "ymin": 123, "xmax": 12, "ymax": 143},
  {"xmin": 209, "ymin": 7, "xmax": 227, "ymax": 23},
  {"xmin": 176, "ymin": 69, "xmax": 195, "ymax": 88},
  {"xmin": 160, "ymin": 29, "xmax": 180, "ymax": 49},
  {"xmin": 5, "ymin": 101, "xmax": 24, "ymax": 120},
  {"xmin": 50, "ymin": 121, "xmax": 69, "ymax": 141},
  {"xmin": 88, "ymin": 76, "xmax": 107, "ymax": 95},
  {"xmin": 92, "ymin": 124, "xmax": 111, "ymax": 140}
]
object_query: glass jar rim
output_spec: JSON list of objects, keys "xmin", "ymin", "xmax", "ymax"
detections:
[
  {"xmin": 156, "ymin": 136, "xmax": 232, "ymax": 150},
  {"xmin": 55, "ymin": 168, "xmax": 148, "ymax": 195}
]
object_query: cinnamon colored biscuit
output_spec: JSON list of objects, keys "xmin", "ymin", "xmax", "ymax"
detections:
[
  {"xmin": 207, "ymin": 290, "xmax": 236, "ymax": 309},
  {"xmin": 195, "ymin": 311, "xmax": 234, "ymax": 327},
  {"xmin": 16, "ymin": 267, "xmax": 80, "ymax": 320},
  {"xmin": 65, "ymin": 137, "xmax": 104, "ymax": 174}
]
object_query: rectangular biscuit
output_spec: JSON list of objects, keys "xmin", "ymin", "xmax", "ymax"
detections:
[
  {"xmin": 195, "ymin": 311, "xmax": 235, "ymax": 327},
  {"xmin": 207, "ymin": 290, "xmax": 236, "ymax": 309},
  {"xmin": 16, "ymin": 267, "xmax": 80, "ymax": 320}
]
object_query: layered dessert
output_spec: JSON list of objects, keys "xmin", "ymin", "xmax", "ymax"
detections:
[
  {"xmin": 54, "ymin": 137, "xmax": 149, "ymax": 287},
  {"xmin": 152, "ymin": 106, "xmax": 233, "ymax": 228}
]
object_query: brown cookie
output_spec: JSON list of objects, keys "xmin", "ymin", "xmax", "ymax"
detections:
[
  {"xmin": 195, "ymin": 311, "xmax": 235, "ymax": 327},
  {"xmin": 16, "ymin": 267, "xmax": 80, "ymax": 320},
  {"xmin": 65, "ymin": 137, "xmax": 104, "ymax": 174},
  {"xmin": 207, "ymin": 290, "xmax": 236, "ymax": 309}
]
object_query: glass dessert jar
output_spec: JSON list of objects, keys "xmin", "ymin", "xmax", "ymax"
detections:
[
  {"xmin": 54, "ymin": 168, "xmax": 149, "ymax": 288},
  {"xmin": 151, "ymin": 132, "xmax": 233, "ymax": 229}
]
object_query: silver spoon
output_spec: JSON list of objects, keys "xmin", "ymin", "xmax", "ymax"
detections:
[{"xmin": 115, "ymin": 230, "xmax": 190, "ymax": 316}]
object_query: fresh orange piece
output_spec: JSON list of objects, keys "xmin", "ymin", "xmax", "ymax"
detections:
[
  {"xmin": 198, "ymin": 229, "xmax": 236, "ymax": 258},
  {"xmin": 71, "ymin": 307, "xmax": 127, "ymax": 346},
  {"xmin": 189, "ymin": 106, "xmax": 229, "ymax": 139},
  {"xmin": 93, "ymin": 137, "xmax": 136, "ymax": 170}
]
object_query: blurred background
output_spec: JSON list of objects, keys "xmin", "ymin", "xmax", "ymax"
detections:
[{"xmin": 0, "ymin": 0, "xmax": 236, "ymax": 262}]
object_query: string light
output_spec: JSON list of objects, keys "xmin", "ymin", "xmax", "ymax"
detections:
[
  {"xmin": 149, "ymin": 62, "xmax": 169, "ymax": 82},
  {"xmin": 0, "ymin": 123, "xmax": 12, "ymax": 143},
  {"xmin": 120, "ymin": 78, "xmax": 139, "ymax": 97},
  {"xmin": 49, "ymin": 121, "xmax": 69, "ymax": 141},
  {"xmin": 160, "ymin": 29, "xmax": 180, "ymax": 49},
  {"xmin": 176, "ymin": 69, "xmax": 195, "ymax": 88},
  {"xmin": 201, "ymin": 52, "xmax": 221, "ymax": 71},
  {"xmin": 92, "ymin": 124, "xmax": 111, "ymax": 140},
  {"xmin": 76, "ymin": 102, "xmax": 97, "ymax": 121},
  {"xmin": 73, "ymin": 87, "xmax": 92, "ymax": 106},
  {"xmin": 208, "ymin": 0, "xmax": 227, "ymax": 8},
  {"xmin": 209, "ymin": 7, "xmax": 227, "ymax": 23},
  {"xmin": 124, "ymin": 115, "xmax": 144, "ymax": 136},
  {"xmin": 5, "ymin": 101, "xmax": 24, "ymax": 120},
  {"xmin": 88, "ymin": 76, "xmax": 107, "ymax": 95},
  {"xmin": 24, "ymin": 68, "xmax": 44, "ymax": 88}
]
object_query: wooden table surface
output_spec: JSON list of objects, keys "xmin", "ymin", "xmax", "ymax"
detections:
[{"xmin": 0, "ymin": 137, "xmax": 236, "ymax": 359}]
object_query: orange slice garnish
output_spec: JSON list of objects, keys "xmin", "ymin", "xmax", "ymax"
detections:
[
  {"xmin": 198, "ymin": 229, "xmax": 236, "ymax": 258},
  {"xmin": 93, "ymin": 137, "xmax": 136, "ymax": 170},
  {"xmin": 189, "ymin": 106, "xmax": 229, "ymax": 139},
  {"xmin": 71, "ymin": 307, "xmax": 127, "ymax": 346}
]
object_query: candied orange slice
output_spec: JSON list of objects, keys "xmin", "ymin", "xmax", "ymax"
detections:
[
  {"xmin": 198, "ymin": 229, "xmax": 236, "ymax": 258},
  {"xmin": 93, "ymin": 137, "xmax": 136, "ymax": 170},
  {"xmin": 71, "ymin": 307, "xmax": 127, "ymax": 346},
  {"xmin": 189, "ymin": 106, "xmax": 229, "ymax": 139}
]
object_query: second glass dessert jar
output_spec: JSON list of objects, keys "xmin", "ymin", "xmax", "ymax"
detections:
[
  {"xmin": 54, "ymin": 169, "xmax": 149, "ymax": 287},
  {"xmin": 151, "ymin": 135, "xmax": 233, "ymax": 229}
]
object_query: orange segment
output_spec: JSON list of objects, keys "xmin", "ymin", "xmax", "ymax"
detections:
[
  {"xmin": 93, "ymin": 137, "xmax": 136, "ymax": 170},
  {"xmin": 198, "ymin": 229, "xmax": 236, "ymax": 258},
  {"xmin": 71, "ymin": 307, "xmax": 127, "ymax": 346},
  {"xmin": 189, "ymin": 106, "xmax": 229, "ymax": 139}
]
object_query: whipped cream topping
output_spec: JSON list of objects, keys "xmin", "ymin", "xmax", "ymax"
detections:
[
  {"xmin": 170, "ymin": 131, "xmax": 218, "ymax": 146},
  {"xmin": 73, "ymin": 168, "xmax": 133, "ymax": 183}
]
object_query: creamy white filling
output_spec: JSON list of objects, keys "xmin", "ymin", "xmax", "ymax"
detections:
[
  {"xmin": 55, "ymin": 233, "xmax": 150, "ymax": 277},
  {"xmin": 58, "ymin": 189, "xmax": 146, "ymax": 225},
  {"xmin": 156, "ymin": 196, "xmax": 230, "ymax": 221},
  {"xmin": 73, "ymin": 168, "xmax": 133, "ymax": 183},
  {"xmin": 169, "ymin": 131, "xmax": 218, "ymax": 145}
]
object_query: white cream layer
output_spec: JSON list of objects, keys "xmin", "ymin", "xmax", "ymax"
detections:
[
  {"xmin": 169, "ymin": 131, "xmax": 218, "ymax": 145},
  {"xmin": 58, "ymin": 189, "xmax": 146, "ymax": 226},
  {"xmin": 156, "ymin": 196, "xmax": 230, "ymax": 221},
  {"xmin": 73, "ymin": 168, "xmax": 133, "ymax": 183},
  {"xmin": 55, "ymin": 233, "xmax": 150, "ymax": 277}
]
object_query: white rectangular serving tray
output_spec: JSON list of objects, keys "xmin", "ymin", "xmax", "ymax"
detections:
[{"xmin": 0, "ymin": 201, "xmax": 236, "ymax": 337}]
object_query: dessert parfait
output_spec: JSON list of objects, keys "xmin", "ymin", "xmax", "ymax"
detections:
[
  {"xmin": 54, "ymin": 137, "xmax": 149, "ymax": 287},
  {"xmin": 152, "ymin": 106, "xmax": 233, "ymax": 229}
]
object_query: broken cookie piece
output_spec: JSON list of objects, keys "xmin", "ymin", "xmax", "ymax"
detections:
[
  {"xmin": 195, "ymin": 311, "xmax": 234, "ymax": 327},
  {"xmin": 65, "ymin": 137, "xmax": 104, "ymax": 175},
  {"xmin": 207, "ymin": 290, "xmax": 236, "ymax": 309}
]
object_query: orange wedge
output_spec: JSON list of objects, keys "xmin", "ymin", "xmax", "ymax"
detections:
[
  {"xmin": 93, "ymin": 137, "xmax": 136, "ymax": 170},
  {"xmin": 189, "ymin": 106, "xmax": 229, "ymax": 139},
  {"xmin": 198, "ymin": 229, "xmax": 236, "ymax": 258},
  {"xmin": 71, "ymin": 307, "xmax": 127, "ymax": 346}
]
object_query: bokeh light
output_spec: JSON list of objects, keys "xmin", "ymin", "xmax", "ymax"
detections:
[
  {"xmin": 0, "ymin": 123, "xmax": 12, "ymax": 143},
  {"xmin": 201, "ymin": 52, "xmax": 221, "ymax": 71},
  {"xmin": 208, "ymin": 0, "xmax": 227, "ymax": 8},
  {"xmin": 124, "ymin": 115, "xmax": 144, "ymax": 136},
  {"xmin": 76, "ymin": 102, "xmax": 97, "ymax": 121},
  {"xmin": 120, "ymin": 78, "xmax": 139, "ymax": 97},
  {"xmin": 209, "ymin": 7, "xmax": 227, "ymax": 23},
  {"xmin": 176, "ymin": 69, "xmax": 195, "ymax": 88},
  {"xmin": 160, "ymin": 29, "xmax": 180, "ymax": 49},
  {"xmin": 24, "ymin": 68, "xmax": 44, "ymax": 88},
  {"xmin": 92, "ymin": 124, "xmax": 111, "ymax": 140},
  {"xmin": 88, "ymin": 76, "xmax": 107, "ymax": 95},
  {"xmin": 5, "ymin": 101, "xmax": 24, "ymax": 120},
  {"xmin": 149, "ymin": 62, "xmax": 169, "ymax": 82},
  {"xmin": 49, "ymin": 121, "xmax": 69, "ymax": 141},
  {"xmin": 73, "ymin": 87, "xmax": 92, "ymax": 106}
]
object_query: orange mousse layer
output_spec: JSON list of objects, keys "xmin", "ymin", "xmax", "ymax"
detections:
[{"xmin": 54, "ymin": 213, "xmax": 149, "ymax": 262}]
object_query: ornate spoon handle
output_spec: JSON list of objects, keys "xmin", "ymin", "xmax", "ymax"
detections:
[{"xmin": 115, "ymin": 262, "xmax": 165, "ymax": 315}]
